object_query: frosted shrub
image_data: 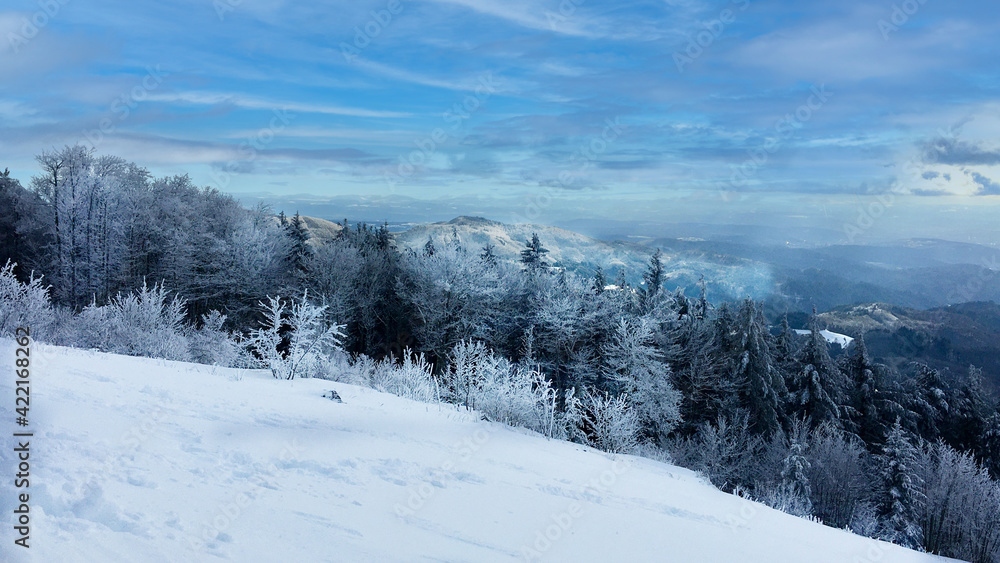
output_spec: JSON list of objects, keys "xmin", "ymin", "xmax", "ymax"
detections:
[
  {"xmin": 67, "ymin": 282, "xmax": 190, "ymax": 361},
  {"xmin": 247, "ymin": 293, "xmax": 344, "ymax": 379},
  {"xmin": 669, "ymin": 411, "xmax": 764, "ymax": 490},
  {"xmin": 368, "ymin": 352, "xmax": 438, "ymax": 402},
  {"xmin": 582, "ymin": 392, "xmax": 641, "ymax": 454},
  {"xmin": 189, "ymin": 310, "xmax": 248, "ymax": 368},
  {"xmin": 446, "ymin": 340, "xmax": 489, "ymax": 407},
  {"xmin": 915, "ymin": 442, "xmax": 1000, "ymax": 563},
  {"xmin": 759, "ymin": 483, "xmax": 814, "ymax": 519},
  {"xmin": 447, "ymin": 342, "xmax": 578, "ymax": 439},
  {"xmin": 849, "ymin": 502, "xmax": 881, "ymax": 538},
  {"xmin": 0, "ymin": 261, "xmax": 54, "ymax": 338}
]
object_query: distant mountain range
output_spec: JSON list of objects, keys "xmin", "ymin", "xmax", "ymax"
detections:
[{"xmin": 298, "ymin": 214, "xmax": 1000, "ymax": 315}]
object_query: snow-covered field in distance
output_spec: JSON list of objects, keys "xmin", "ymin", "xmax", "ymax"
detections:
[{"xmin": 0, "ymin": 341, "xmax": 956, "ymax": 562}]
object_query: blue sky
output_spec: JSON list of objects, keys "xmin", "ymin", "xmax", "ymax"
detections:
[{"xmin": 3, "ymin": 0, "xmax": 1000, "ymax": 235}]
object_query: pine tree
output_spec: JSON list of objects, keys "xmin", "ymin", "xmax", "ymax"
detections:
[
  {"xmin": 593, "ymin": 266, "xmax": 606, "ymax": 295},
  {"xmin": 879, "ymin": 420, "xmax": 924, "ymax": 550},
  {"xmin": 844, "ymin": 335, "xmax": 900, "ymax": 446},
  {"xmin": 696, "ymin": 275, "xmax": 709, "ymax": 320},
  {"xmin": 423, "ymin": 237, "xmax": 436, "ymax": 257},
  {"xmin": 641, "ymin": 249, "xmax": 664, "ymax": 308},
  {"xmin": 284, "ymin": 212, "xmax": 311, "ymax": 283},
  {"xmin": 665, "ymin": 313, "xmax": 732, "ymax": 433},
  {"xmin": 479, "ymin": 243, "xmax": 496, "ymax": 266},
  {"xmin": 613, "ymin": 269, "xmax": 628, "ymax": 290},
  {"xmin": 731, "ymin": 299, "xmax": 787, "ymax": 436},
  {"xmin": 789, "ymin": 308, "xmax": 844, "ymax": 429},
  {"xmin": 909, "ymin": 364, "xmax": 950, "ymax": 441},
  {"xmin": 780, "ymin": 422, "xmax": 813, "ymax": 514},
  {"xmin": 520, "ymin": 233, "xmax": 549, "ymax": 273}
]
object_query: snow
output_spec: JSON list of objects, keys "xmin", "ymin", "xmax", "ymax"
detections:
[
  {"xmin": 794, "ymin": 329, "xmax": 855, "ymax": 348},
  {"xmin": 0, "ymin": 341, "xmax": 952, "ymax": 563}
]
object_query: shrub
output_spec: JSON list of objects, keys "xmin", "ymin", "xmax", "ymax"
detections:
[
  {"xmin": 581, "ymin": 392, "xmax": 641, "ymax": 454},
  {"xmin": 66, "ymin": 282, "xmax": 190, "ymax": 361},
  {"xmin": 0, "ymin": 260, "xmax": 53, "ymax": 338},
  {"xmin": 247, "ymin": 293, "xmax": 344, "ymax": 379}
]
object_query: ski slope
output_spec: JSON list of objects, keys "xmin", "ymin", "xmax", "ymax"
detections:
[{"xmin": 0, "ymin": 341, "xmax": 955, "ymax": 562}]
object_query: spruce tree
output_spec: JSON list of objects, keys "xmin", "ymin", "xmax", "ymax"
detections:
[
  {"xmin": 641, "ymin": 249, "xmax": 664, "ymax": 308},
  {"xmin": 780, "ymin": 423, "xmax": 813, "ymax": 514},
  {"xmin": 593, "ymin": 265, "xmax": 606, "ymax": 295},
  {"xmin": 520, "ymin": 233, "xmax": 549, "ymax": 272},
  {"xmin": 790, "ymin": 308, "xmax": 844, "ymax": 429},
  {"xmin": 731, "ymin": 299, "xmax": 787, "ymax": 436},
  {"xmin": 879, "ymin": 420, "xmax": 924, "ymax": 550},
  {"xmin": 480, "ymin": 243, "xmax": 497, "ymax": 266},
  {"xmin": 284, "ymin": 212, "xmax": 311, "ymax": 283}
]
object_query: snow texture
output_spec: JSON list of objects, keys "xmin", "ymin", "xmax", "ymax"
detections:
[{"xmin": 0, "ymin": 341, "xmax": 955, "ymax": 562}]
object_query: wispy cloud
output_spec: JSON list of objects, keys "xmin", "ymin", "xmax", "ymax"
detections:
[{"xmin": 147, "ymin": 92, "xmax": 411, "ymax": 118}]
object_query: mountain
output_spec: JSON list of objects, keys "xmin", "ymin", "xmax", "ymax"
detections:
[
  {"xmin": 815, "ymin": 301, "xmax": 1000, "ymax": 392},
  {"xmin": 393, "ymin": 217, "xmax": 777, "ymax": 304},
  {"xmin": 0, "ymin": 341, "xmax": 951, "ymax": 563}
]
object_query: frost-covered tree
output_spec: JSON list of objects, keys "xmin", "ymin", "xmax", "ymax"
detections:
[
  {"xmin": 807, "ymin": 423, "xmax": 872, "ymax": 528},
  {"xmin": 640, "ymin": 249, "xmax": 665, "ymax": 311},
  {"xmin": 592, "ymin": 265, "xmax": 606, "ymax": 295},
  {"xmin": 789, "ymin": 309, "xmax": 844, "ymax": 430},
  {"xmin": 582, "ymin": 392, "xmax": 640, "ymax": 454},
  {"xmin": 248, "ymin": 293, "xmax": 344, "ymax": 379},
  {"xmin": 0, "ymin": 261, "xmax": 53, "ymax": 337},
  {"xmin": 843, "ymin": 335, "xmax": 901, "ymax": 447},
  {"xmin": 775, "ymin": 420, "xmax": 813, "ymax": 515},
  {"xmin": 916, "ymin": 441, "xmax": 1000, "ymax": 562},
  {"xmin": 520, "ymin": 233, "xmax": 549, "ymax": 273},
  {"xmin": 730, "ymin": 299, "xmax": 786, "ymax": 436},
  {"xmin": 604, "ymin": 317, "xmax": 681, "ymax": 445},
  {"xmin": 879, "ymin": 420, "xmax": 925, "ymax": 550}
]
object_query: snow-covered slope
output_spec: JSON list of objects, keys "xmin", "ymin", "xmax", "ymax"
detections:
[{"xmin": 0, "ymin": 342, "xmax": 952, "ymax": 563}]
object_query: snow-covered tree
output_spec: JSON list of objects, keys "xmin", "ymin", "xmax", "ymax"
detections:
[
  {"xmin": 878, "ymin": 420, "xmax": 925, "ymax": 550},
  {"xmin": 604, "ymin": 317, "xmax": 681, "ymax": 445},
  {"xmin": 248, "ymin": 292, "xmax": 344, "ymax": 379},
  {"xmin": 582, "ymin": 392, "xmax": 640, "ymax": 454},
  {"xmin": 520, "ymin": 233, "xmax": 549, "ymax": 273},
  {"xmin": 0, "ymin": 261, "xmax": 53, "ymax": 337},
  {"xmin": 731, "ymin": 299, "xmax": 787, "ymax": 436},
  {"xmin": 789, "ymin": 309, "xmax": 844, "ymax": 430}
]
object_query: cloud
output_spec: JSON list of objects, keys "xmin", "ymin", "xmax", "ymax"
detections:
[
  {"xmin": 921, "ymin": 136, "xmax": 1000, "ymax": 166},
  {"xmin": 147, "ymin": 92, "xmax": 411, "ymax": 118},
  {"xmin": 970, "ymin": 171, "xmax": 1000, "ymax": 196}
]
